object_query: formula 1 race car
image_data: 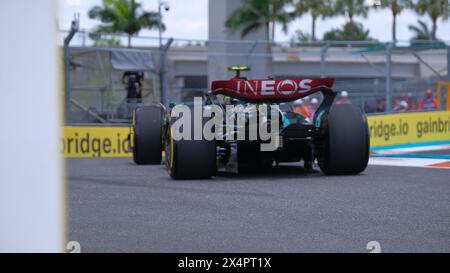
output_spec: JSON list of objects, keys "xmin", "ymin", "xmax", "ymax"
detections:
[{"xmin": 130, "ymin": 66, "xmax": 369, "ymax": 179}]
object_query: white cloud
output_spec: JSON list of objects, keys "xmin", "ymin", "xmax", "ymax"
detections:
[
  {"xmin": 59, "ymin": 0, "xmax": 450, "ymax": 42},
  {"xmin": 278, "ymin": 8, "xmax": 450, "ymax": 42},
  {"xmin": 65, "ymin": 0, "xmax": 81, "ymax": 6}
]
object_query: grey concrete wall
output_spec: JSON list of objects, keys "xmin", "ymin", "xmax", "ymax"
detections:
[
  {"xmin": 173, "ymin": 56, "xmax": 421, "ymax": 80},
  {"xmin": 208, "ymin": 0, "xmax": 270, "ymax": 85}
]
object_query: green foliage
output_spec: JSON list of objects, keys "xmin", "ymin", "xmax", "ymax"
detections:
[
  {"xmin": 374, "ymin": 0, "xmax": 411, "ymax": 40},
  {"xmin": 323, "ymin": 22, "xmax": 373, "ymax": 41},
  {"xmin": 88, "ymin": 0, "xmax": 164, "ymax": 47},
  {"xmin": 334, "ymin": 0, "xmax": 369, "ymax": 23},
  {"xmin": 294, "ymin": 0, "xmax": 334, "ymax": 19},
  {"xmin": 413, "ymin": 0, "xmax": 450, "ymax": 20},
  {"xmin": 89, "ymin": 33, "xmax": 122, "ymax": 47},
  {"xmin": 290, "ymin": 30, "xmax": 312, "ymax": 43},
  {"xmin": 408, "ymin": 19, "xmax": 432, "ymax": 40},
  {"xmin": 412, "ymin": 0, "xmax": 449, "ymax": 40},
  {"xmin": 293, "ymin": 0, "xmax": 334, "ymax": 41},
  {"xmin": 225, "ymin": 0, "xmax": 292, "ymax": 41},
  {"xmin": 375, "ymin": 0, "xmax": 410, "ymax": 14},
  {"xmin": 408, "ymin": 20, "xmax": 447, "ymax": 48}
]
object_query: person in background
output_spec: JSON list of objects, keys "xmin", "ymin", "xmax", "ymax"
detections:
[
  {"xmin": 406, "ymin": 92, "xmax": 417, "ymax": 111},
  {"xmin": 396, "ymin": 91, "xmax": 417, "ymax": 111},
  {"xmin": 393, "ymin": 100, "xmax": 408, "ymax": 112},
  {"xmin": 309, "ymin": 97, "xmax": 319, "ymax": 118},
  {"xmin": 335, "ymin": 90, "xmax": 351, "ymax": 104},
  {"xmin": 418, "ymin": 89, "xmax": 438, "ymax": 111},
  {"xmin": 392, "ymin": 99, "xmax": 400, "ymax": 110},
  {"xmin": 122, "ymin": 71, "xmax": 144, "ymax": 103},
  {"xmin": 303, "ymin": 96, "xmax": 311, "ymax": 110},
  {"xmin": 293, "ymin": 99, "xmax": 311, "ymax": 118},
  {"xmin": 376, "ymin": 97, "xmax": 386, "ymax": 112},
  {"xmin": 393, "ymin": 92, "xmax": 406, "ymax": 110}
]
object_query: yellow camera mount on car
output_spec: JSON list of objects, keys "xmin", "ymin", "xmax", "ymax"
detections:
[{"xmin": 227, "ymin": 66, "xmax": 250, "ymax": 78}]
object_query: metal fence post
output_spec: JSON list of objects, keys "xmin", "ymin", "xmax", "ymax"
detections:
[
  {"xmin": 447, "ymin": 46, "xmax": 450, "ymax": 81},
  {"xmin": 385, "ymin": 43, "xmax": 393, "ymax": 113},
  {"xmin": 246, "ymin": 40, "xmax": 258, "ymax": 68},
  {"xmin": 63, "ymin": 14, "xmax": 79, "ymax": 124},
  {"xmin": 63, "ymin": 46, "xmax": 70, "ymax": 123},
  {"xmin": 160, "ymin": 38, "xmax": 173, "ymax": 106},
  {"xmin": 320, "ymin": 42, "xmax": 329, "ymax": 78},
  {"xmin": 82, "ymin": 29, "xmax": 86, "ymax": 47}
]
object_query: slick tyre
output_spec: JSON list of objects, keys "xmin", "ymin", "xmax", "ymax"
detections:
[
  {"xmin": 165, "ymin": 106, "xmax": 216, "ymax": 179},
  {"xmin": 132, "ymin": 105, "xmax": 163, "ymax": 165},
  {"xmin": 317, "ymin": 104, "xmax": 369, "ymax": 175}
]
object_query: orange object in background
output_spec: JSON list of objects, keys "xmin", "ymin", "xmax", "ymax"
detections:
[
  {"xmin": 429, "ymin": 161, "xmax": 450, "ymax": 168},
  {"xmin": 437, "ymin": 82, "xmax": 450, "ymax": 111},
  {"xmin": 418, "ymin": 89, "xmax": 439, "ymax": 111},
  {"xmin": 294, "ymin": 104, "xmax": 311, "ymax": 119}
]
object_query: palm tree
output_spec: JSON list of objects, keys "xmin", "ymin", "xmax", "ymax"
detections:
[
  {"xmin": 293, "ymin": 0, "xmax": 334, "ymax": 41},
  {"xmin": 290, "ymin": 30, "xmax": 312, "ymax": 45},
  {"xmin": 412, "ymin": 0, "xmax": 449, "ymax": 40},
  {"xmin": 408, "ymin": 19, "xmax": 432, "ymax": 40},
  {"xmin": 335, "ymin": 0, "xmax": 369, "ymax": 25},
  {"xmin": 375, "ymin": 0, "xmax": 411, "ymax": 41},
  {"xmin": 225, "ymin": 0, "xmax": 292, "ymax": 42},
  {"xmin": 323, "ymin": 22, "xmax": 373, "ymax": 41},
  {"xmin": 88, "ymin": 0, "xmax": 164, "ymax": 47}
]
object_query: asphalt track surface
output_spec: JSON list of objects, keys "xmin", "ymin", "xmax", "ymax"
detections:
[{"xmin": 68, "ymin": 158, "xmax": 450, "ymax": 253}]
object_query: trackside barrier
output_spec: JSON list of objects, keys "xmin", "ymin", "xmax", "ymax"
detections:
[
  {"xmin": 368, "ymin": 111, "xmax": 450, "ymax": 147},
  {"xmin": 62, "ymin": 111, "xmax": 450, "ymax": 158},
  {"xmin": 63, "ymin": 126, "xmax": 132, "ymax": 158}
]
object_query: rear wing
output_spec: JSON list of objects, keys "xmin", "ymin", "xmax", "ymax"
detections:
[
  {"xmin": 211, "ymin": 77, "xmax": 337, "ymax": 126},
  {"xmin": 211, "ymin": 78, "xmax": 335, "ymax": 103}
]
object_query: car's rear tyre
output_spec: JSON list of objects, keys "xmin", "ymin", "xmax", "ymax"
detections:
[
  {"xmin": 132, "ymin": 105, "xmax": 163, "ymax": 165},
  {"xmin": 165, "ymin": 126, "xmax": 216, "ymax": 179},
  {"xmin": 317, "ymin": 104, "xmax": 369, "ymax": 175},
  {"xmin": 165, "ymin": 105, "xmax": 216, "ymax": 179}
]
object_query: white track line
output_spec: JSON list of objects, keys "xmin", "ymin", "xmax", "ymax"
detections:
[
  {"xmin": 374, "ymin": 144, "xmax": 450, "ymax": 155},
  {"xmin": 369, "ymin": 157, "xmax": 450, "ymax": 169}
]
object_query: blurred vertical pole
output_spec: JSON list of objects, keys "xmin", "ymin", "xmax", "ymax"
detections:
[
  {"xmin": 82, "ymin": 30, "xmax": 86, "ymax": 47},
  {"xmin": 246, "ymin": 40, "xmax": 258, "ymax": 76},
  {"xmin": 0, "ymin": 0, "xmax": 63, "ymax": 252},
  {"xmin": 157, "ymin": 0, "xmax": 171, "ymax": 105},
  {"xmin": 208, "ymin": 0, "xmax": 269, "ymax": 83},
  {"xmin": 64, "ymin": 15, "xmax": 79, "ymax": 124},
  {"xmin": 160, "ymin": 38, "xmax": 173, "ymax": 106},
  {"xmin": 385, "ymin": 43, "xmax": 393, "ymax": 113},
  {"xmin": 64, "ymin": 46, "xmax": 71, "ymax": 123},
  {"xmin": 320, "ymin": 42, "xmax": 329, "ymax": 78},
  {"xmin": 447, "ymin": 46, "xmax": 450, "ymax": 82},
  {"xmin": 63, "ymin": 45, "xmax": 71, "ymax": 124},
  {"xmin": 158, "ymin": 0, "xmax": 164, "ymax": 105}
]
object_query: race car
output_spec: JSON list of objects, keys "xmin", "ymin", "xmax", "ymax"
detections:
[{"xmin": 130, "ymin": 66, "xmax": 369, "ymax": 179}]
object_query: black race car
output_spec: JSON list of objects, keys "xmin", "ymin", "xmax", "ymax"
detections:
[{"xmin": 130, "ymin": 67, "xmax": 369, "ymax": 179}]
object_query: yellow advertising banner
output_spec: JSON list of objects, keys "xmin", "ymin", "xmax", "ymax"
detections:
[
  {"xmin": 62, "ymin": 126, "xmax": 132, "ymax": 158},
  {"xmin": 62, "ymin": 111, "xmax": 450, "ymax": 157},
  {"xmin": 367, "ymin": 111, "xmax": 450, "ymax": 147}
]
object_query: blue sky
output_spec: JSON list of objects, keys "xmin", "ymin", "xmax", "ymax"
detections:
[{"xmin": 60, "ymin": 0, "xmax": 450, "ymax": 42}]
